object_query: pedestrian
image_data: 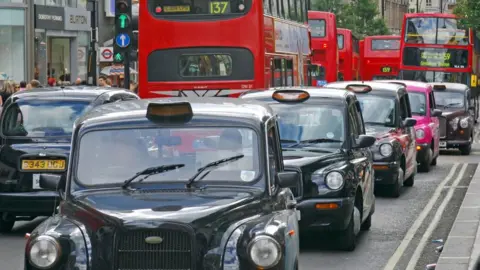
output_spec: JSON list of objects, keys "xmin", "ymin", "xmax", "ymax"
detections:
[
  {"xmin": 47, "ymin": 78, "xmax": 56, "ymax": 87},
  {"xmin": 19, "ymin": 81, "xmax": 27, "ymax": 91},
  {"xmin": 98, "ymin": 76, "xmax": 108, "ymax": 87},
  {"xmin": 106, "ymin": 78, "xmax": 113, "ymax": 87},
  {"xmin": 30, "ymin": 80, "xmax": 42, "ymax": 88},
  {"xmin": 26, "ymin": 83, "xmax": 32, "ymax": 90},
  {"xmin": 75, "ymin": 78, "xmax": 82, "ymax": 85},
  {"xmin": 0, "ymin": 80, "xmax": 15, "ymax": 106}
]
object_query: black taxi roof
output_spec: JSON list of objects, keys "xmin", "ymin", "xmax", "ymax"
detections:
[
  {"xmin": 77, "ymin": 97, "xmax": 275, "ymax": 127},
  {"xmin": 240, "ymin": 87, "xmax": 354, "ymax": 101},
  {"xmin": 325, "ymin": 81, "xmax": 406, "ymax": 96},
  {"xmin": 10, "ymin": 87, "xmax": 131, "ymax": 101},
  {"xmin": 428, "ymin": 82, "xmax": 469, "ymax": 92}
]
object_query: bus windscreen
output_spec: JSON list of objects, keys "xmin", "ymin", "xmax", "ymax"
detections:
[
  {"xmin": 402, "ymin": 47, "xmax": 469, "ymax": 68},
  {"xmin": 371, "ymin": 39, "xmax": 400, "ymax": 50},
  {"xmin": 148, "ymin": 0, "xmax": 249, "ymax": 16},
  {"xmin": 309, "ymin": 19, "xmax": 326, "ymax": 38},
  {"xmin": 405, "ymin": 17, "xmax": 469, "ymax": 45}
]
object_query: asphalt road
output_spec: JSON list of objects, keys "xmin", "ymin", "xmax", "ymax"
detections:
[{"xmin": 1, "ymin": 149, "xmax": 480, "ymax": 270}]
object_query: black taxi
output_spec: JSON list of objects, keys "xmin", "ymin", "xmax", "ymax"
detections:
[
  {"xmin": 241, "ymin": 88, "xmax": 376, "ymax": 251},
  {"xmin": 431, "ymin": 83, "xmax": 475, "ymax": 155},
  {"xmin": 325, "ymin": 81, "xmax": 417, "ymax": 198},
  {"xmin": 25, "ymin": 98, "xmax": 302, "ymax": 270},
  {"xmin": 0, "ymin": 87, "xmax": 138, "ymax": 232}
]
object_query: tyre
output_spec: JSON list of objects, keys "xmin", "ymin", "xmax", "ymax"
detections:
[
  {"xmin": 0, "ymin": 214, "xmax": 15, "ymax": 233},
  {"xmin": 431, "ymin": 156, "xmax": 437, "ymax": 166},
  {"xmin": 390, "ymin": 168, "xmax": 403, "ymax": 198},
  {"xmin": 338, "ymin": 205, "xmax": 361, "ymax": 251},
  {"xmin": 361, "ymin": 213, "xmax": 372, "ymax": 231},
  {"xmin": 418, "ymin": 148, "xmax": 432, "ymax": 172}
]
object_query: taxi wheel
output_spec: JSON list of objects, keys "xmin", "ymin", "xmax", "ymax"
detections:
[
  {"xmin": 419, "ymin": 148, "xmax": 432, "ymax": 173},
  {"xmin": 361, "ymin": 214, "xmax": 372, "ymax": 231},
  {"xmin": 0, "ymin": 215, "xmax": 14, "ymax": 233},
  {"xmin": 431, "ymin": 156, "xmax": 437, "ymax": 166},
  {"xmin": 460, "ymin": 139, "xmax": 472, "ymax": 155},
  {"xmin": 338, "ymin": 206, "xmax": 359, "ymax": 251},
  {"xmin": 390, "ymin": 168, "xmax": 403, "ymax": 198}
]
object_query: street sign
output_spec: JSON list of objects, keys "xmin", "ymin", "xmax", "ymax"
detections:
[
  {"xmin": 115, "ymin": 34, "xmax": 131, "ymax": 48},
  {"xmin": 102, "ymin": 48, "xmax": 113, "ymax": 59}
]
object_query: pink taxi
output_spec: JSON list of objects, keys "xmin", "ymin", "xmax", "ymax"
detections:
[{"xmin": 378, "ymin": 80, "xmax": 442, "ymax": 172}]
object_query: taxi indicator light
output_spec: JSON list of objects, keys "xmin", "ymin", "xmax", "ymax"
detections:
[
  {"xmin": 346, "ymin": 84, "xmax": 372, "ymax": 93},
  {"xmin": 146, "ymin": 102, "xmax": 193, "ymax": 123},
  {"xmin": 433, "ymin": 85, "xmax": 446, "ymax": 90},
  {"xmin": 272, "ymin": 90, "xmax": 310, "ymax": 102}
]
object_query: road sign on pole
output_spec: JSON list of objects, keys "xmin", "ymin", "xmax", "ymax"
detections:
[
  {"xmin": 114, "ymin": 0, "xmax": 132, "ymax": 89},
  {"xmin": 115, "ymin": 34, "xmax": 131, "ymax": 48}
]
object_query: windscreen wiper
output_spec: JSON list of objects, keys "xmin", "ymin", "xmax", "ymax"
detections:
[
  {"xmin": 122, "ymin": 164, "xmax": 185, "ymax": 189},
  {"xmin": 185, "ymin": 154, "xmax": 244, "ymax": 188},
  {"xmin": 289, "ymin": 138, "xmax": 342, "ymax": 147}
]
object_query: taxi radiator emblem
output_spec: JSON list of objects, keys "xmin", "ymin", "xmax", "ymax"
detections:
[{"xmin": 145, "ymin": 236, "xmax": 163, "ymax": 244}]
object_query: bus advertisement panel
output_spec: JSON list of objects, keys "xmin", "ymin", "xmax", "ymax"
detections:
[
  {"xmin": 362, "ymin": 35, "xmax": 400, "ymax": 80},
  {"xmin": 337, "ymin": 28, "xmax": 360, "ymax": 81},
  {"xmin": 399, "ymin": 13, "xmax": 473, "ymax": 86},
  {"xmin": 308, "ymin": 11, "xmax": 338, "ymax": 86},
  {"xmin": 138, "ymin": 0, "xmax": 311, "ymax": 98}
]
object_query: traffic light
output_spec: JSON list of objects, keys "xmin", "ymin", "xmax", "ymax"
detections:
[{"xmin": 114, "ymin": 0, "xmax": 133, "ymax": 64}]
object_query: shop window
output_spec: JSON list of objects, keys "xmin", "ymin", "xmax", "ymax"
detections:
[
  {"xmin": 77, "ymin": 32, "xmax": 90, "ymax": 82},
  {"xmin": 0, "ymin": 9, "xmax": 25, "ymax": 82},
  {"xmin": 49, "ymin": 38, "xmax": 71, "ymax": 82},
  {"xmin": 34, "ymin": 31, "xmax": 47, "ymax": 85}
]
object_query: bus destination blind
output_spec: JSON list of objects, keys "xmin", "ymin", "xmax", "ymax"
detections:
[{"xmin": 402, "ymin": 47, "xmax": 468, "ymax": 69}]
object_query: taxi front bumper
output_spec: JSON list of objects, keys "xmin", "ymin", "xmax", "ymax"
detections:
[
  {"xmin": 373, "ymin": 162, "xmax": 400, "ymax": 185},
  {"xmin": 0, "ymin": 191, "xmax": 59, "ymax": 216},
  {"xmin": 416, "ymin": 143, "xmax": 430, "ymax": 164},
  {"xmin": 297, "ymin": 197, "xmax": 355, "ymax": 231}
]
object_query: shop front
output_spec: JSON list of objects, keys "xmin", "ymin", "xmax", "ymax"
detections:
[{"xmin": 34, "ymin": 4, "xmax": 90, "ymax": 86}]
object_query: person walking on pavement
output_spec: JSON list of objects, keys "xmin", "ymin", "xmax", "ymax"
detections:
[
  {"xmin": 98, "ymin": 76, "xmax": 109, "ymax": 87},
  {"xmin": 30, "ymin": 80, "xmax": 42, "ymax": 88},
  {"xmin": 0, "ymin": 80, "xmax": 15, "ymax": 106},
  {"xmin": 18, "ymin": 81, "xmax": 27, "ymax": 91},
  {"xmin": 75, "ymin": 78, "xmax": 82, "ymax": 85}
]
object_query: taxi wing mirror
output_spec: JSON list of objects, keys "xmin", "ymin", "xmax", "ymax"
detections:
[
  {"xmin": 39, "ymin": 174, "xmax": 66, "ymax": 191},
  {"xmin": 277, "ymin": 171, "xmax": 300, "ymax": 188},
  {"xmin": 353, "ymin": 135, "xmax": 376, "ymax": 149},
  {"xmin": 432, "ymin": 109, "xmax": 442, "ymax": 117},
  {"xmin": 402, "ymin": 118, "xmax": 417, "ymax": 127}
]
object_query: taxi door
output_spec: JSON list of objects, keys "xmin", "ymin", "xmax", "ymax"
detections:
[{"xmin": 399, "ymin": 93, "xmax": 417, "ymax": 178}]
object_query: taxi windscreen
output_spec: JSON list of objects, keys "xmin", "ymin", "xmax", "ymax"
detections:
[
  {"xmin": 75, "ymin": 127, "xmax": 261, "ymax": 187},
  {"xmin": 1, "ymin": 99, "xmax": 90, "ymax": 137},
  {"xmin": 357, "ymin": 95, "xmax": 396, "ymax": 127},
  {"xmin": 433, "ymin": 91, "xmax": 465, "ymax": 109},
  {"xmin": 269, "ymin": 104, "xmax": 345, "ymax": 148}
]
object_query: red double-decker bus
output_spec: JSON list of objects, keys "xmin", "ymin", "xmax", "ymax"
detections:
[
  {"xmin": 307, "ymin": 11, "xmax": 338, "ymax": 86},
  {"xmin": 138, "ymin": 0, "xmax": 311, "ymax": 98},
  {"xmin": 399, "ymin": 13, "xmax": 473, "ymax": 85},
  {"xmin": 362, "ymin": 35, "xmax": 400, "ymax": 80},
  {"xmin": 337, "ymin": 28, "xmax": 360, "ymax": 81}
]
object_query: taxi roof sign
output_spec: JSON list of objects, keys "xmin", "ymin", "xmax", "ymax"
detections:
[
  {"xmin": 272, "ymin": 90, "xmax": 310, "ymax": 102},
  {"xmin": 146, "ymin": 102, "xmax": 193, "ymax": 123},
  {"xmin": 433, "ymin": 84, "xmax": 446, "ymax": 90},
  {"xmin": 345, "ymin": 84, "xmax": 372, "ymax": 93}
]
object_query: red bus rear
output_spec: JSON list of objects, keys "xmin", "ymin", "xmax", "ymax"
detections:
[
  {"xmin": 362, "ymin": 35, "xmax": 400, "ymax": 80},
  {"xmin": 138, "ymin": 1, "xmax": 311, "ymax": 98},
  {"xmin": 399, "ymin": 13, "xmax": 473, "ymax": 85},
  {"xmin": 337, "ymin": 28, "xmax": 360, "ymax": 81},
  {"xmin": 308, "ymin": 11, "xmax": 338, "ymax": 86}
]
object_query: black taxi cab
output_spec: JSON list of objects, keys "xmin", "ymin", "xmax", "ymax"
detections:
[
  {"xmin": 0, "ymin": 87, "xmax": 138, "ymax": 233},
  {"xmin": 25, "ymin": 98, "xmax": 302, "ymax": 270},
  {"xmin": 431, "ymin": 83, "xmax": 475, "ymax": 155},
  {"xmin": 324, "ymin": 81, "xmax": 417, "ymax": 198},
  {"xmin": 241, "ymin": 88, "xmax": 376, "ymax": 251}
]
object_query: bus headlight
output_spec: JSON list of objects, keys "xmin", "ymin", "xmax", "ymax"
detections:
[
  {"xmin": 28, "ymin": 235, "xmax": 61, "ymax": 269},
  {"xmin": 416, "ymin": 128, "xmax": 425, "ymax": 139},
  {"xmin": 248, "ymin": 235, "xmax": 281, "ymax": 268},
  {"xmin": 379, "ymin": 143, "xmax": 393, "ymax": 157},
  {"xmin": 460, "ymin": 118, "xmax": 469, "ymax": 129},
  {"xmin": 325, "ymin": 171, "xmax": 344, "ymax": 190}
]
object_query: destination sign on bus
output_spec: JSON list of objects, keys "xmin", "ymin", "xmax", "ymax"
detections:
[
  {"xmin": 402, "ymin": 47, "xmax": 468, "ymax": 69},
  {"xmin": 381, "ymin": 66, "xmax": 392, "ymax": 73},
  {"xmin": 163, "ymin": 6, "xmax": 190, "ymax": 12},
  {"xmin": 209, "ymin": 1, "xmax": 230, "ymax": 14}
]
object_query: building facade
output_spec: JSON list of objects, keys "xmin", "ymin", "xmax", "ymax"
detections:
[
  {"xmin": 378, "ymin": 0, "xmax": 409, "ymax": 34},
  {"xmin": 408, "ymin": 0, "xmax": 452, "ymax": 13}
]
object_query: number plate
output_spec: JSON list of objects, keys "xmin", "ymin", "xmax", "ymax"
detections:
[
  {"xmin": 32, "ymin": 174, "xmax": 41, "ymax": 189},
  {"xmin": 21, "ymin": 159, "xmax": 66, "ymax": 171},
  {"xmin": 439, "ymin": 141, "xmax": 447, "ymax": 148}
]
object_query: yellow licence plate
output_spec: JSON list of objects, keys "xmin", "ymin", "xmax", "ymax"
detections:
[
  {"xmin": 163, "ymin": 5, "xmax": 190, "ymax": 12},
  {"xmin": 21, "ymin": 160, "xmax": 66, "ymax": 171}
]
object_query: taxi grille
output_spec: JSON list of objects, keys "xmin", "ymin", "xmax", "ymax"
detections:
[
  {"xmin": 115, "ymin": 229, "xmax": 194, "ymax": 270},
  {"xmin": 439, "ymin": 117, "xmax": 447, "ymax": 138}
]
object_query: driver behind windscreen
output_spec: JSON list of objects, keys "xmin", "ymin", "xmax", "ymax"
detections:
[
  {"xmin": 319, "ymin": 110, "xmax": 343, "ymax": 140},
  {"xmin": 215, "ymin": 129, "xmax": 251, "ymax": 171}
]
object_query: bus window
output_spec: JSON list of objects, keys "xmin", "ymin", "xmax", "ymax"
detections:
[
  {"xmin": 372, "ymin": 39, "xmax": 400, "ymax": 50},
  {"xmin": 338, "ymin": 34, "xmax": 344, "ymax": 49},
  {"xmin": 286, "ymin": 59, "xmax": 293, "ymax": 86},
  {"xmin": 309, "ymin": 19, "xmax": 325, "ymax": 38},
  {"xmin": 273, "ymin": 59, "xmax": 283, "ymax": 86},
  {"xmin": 281, "ymin": 58, "xmax": 287, "ymax": 86},
  {"xmin": 179, "ymin": 54, "xmax": 232, "ymax": 77},
  {"xmin": 338, "ymin": 72, "xmax": 344, "ymax": 81}
]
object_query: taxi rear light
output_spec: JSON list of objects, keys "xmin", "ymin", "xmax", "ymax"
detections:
[
  {"xmin": 272, "ymin": 90, "xmax": 310, "ymax": 102},
  {"xmin": 146, "ymin": 102, "xmax": 193, "ymax": 123},
  {"xmin": 315, "ymin": 203, "xmax": 338, "ymax": 209},
  {"xmin": 433, "ymin": 84, "xmax": 446, "ymax": 90},
  {"xmin": 346, "ymin": 84, "xmax": 372, "ymax": 93}
]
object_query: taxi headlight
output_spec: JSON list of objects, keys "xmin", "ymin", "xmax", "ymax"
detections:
[
  {"xmin": 416, "ymin": 128, "xmax": 425, "ymax": 139},
  {"xmin": 379, "ymin": 143, "xmax": 393, "ymax": 157},
  {"xmin": 28, "ymin": 235, "xmax": 61, "ymax": 269},
  {"xmin": 325, "ymin": 171, "xmax": 344, "ymax": 190},
  {"xmin": 248, "ymin": 235, "xmax": 281, "ymax": 268},
  {"xmin": 460, "ymin": 118, "xmax": 469, "ymax": 128}
]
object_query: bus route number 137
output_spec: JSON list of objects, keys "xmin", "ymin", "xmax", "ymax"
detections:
[{"xmin": 209, "ymin": 1, "xmax": 230, "ymax": 14}]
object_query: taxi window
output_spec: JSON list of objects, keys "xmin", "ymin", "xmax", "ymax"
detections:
[
  {"xmin": 357, "ymin": 95, "xmax": 396, "ymax": 127},
  {"xmin": 75, "ymin": 127, "xmax": 261, "ymax": 187},
  {"xmin": 433, "ymin": 91, "xmax": 465, "ymax": 109},
  {"xmin": 408, "ymin": 92, "xmax": 427, "ymax": 116},
  {"xmin": 2, "ymin": 100, "xmax": 90, "ymax": 137}
]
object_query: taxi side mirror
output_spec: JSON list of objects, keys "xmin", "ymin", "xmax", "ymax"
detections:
[
  {"xmin": 403, "ymin": 118, "xmax": 417, "ymax": 127},
  {"xmin": 432, "ymin": 109, "xmax": 442, "ymax": 117},
  {"xmin": 277, "ymin": 171, "xmax": 300, "ymax": 188},
  {"xmin": 39, "ymin": 174, "xmax": 65, "ymax": 191},
  {"xmin": 353, "ymin": 135, "xmax": 376, "ymax": 149}
]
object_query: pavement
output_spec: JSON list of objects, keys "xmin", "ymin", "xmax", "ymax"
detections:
[{"xmin": 3, "ymin": 142, "xmax": 480, "ymax": 269}]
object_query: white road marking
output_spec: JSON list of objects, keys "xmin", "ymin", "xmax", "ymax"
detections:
[
  {"xmin": 405, "ymin": 163, "xmax": 468, "ymax": 270},
  {"xmin": 383, "ymin": 163, "xmax": 460, "ymax": 270}
]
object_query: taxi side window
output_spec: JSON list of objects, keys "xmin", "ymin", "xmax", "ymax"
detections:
[
  {"xmin": 348, "ymin": 103, "xmax": 359, "ymax": 137},
  {"xmin": 354, "ymin": 101, "xmax": 365, "ymax": 134},
  {"xmin": 399, "ymin": 94, "xmax": 409, "ymax": 120},
  {"xmin": 429, "ymin": 91, "xmax": 436, "ymax": 111},
  {"xmin": 467, "ymin": 90, "xmax": 472, "ymax": 108},
  {"xmin": 267, "ymin": 124, "xmax": 281, "ymax": 188},
  {"xmin": 2, "ymin": 105, "xmax": 23, "ymax": 136}
]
